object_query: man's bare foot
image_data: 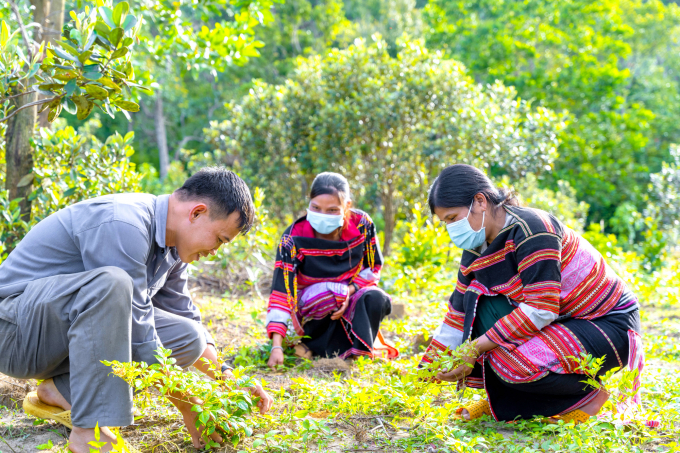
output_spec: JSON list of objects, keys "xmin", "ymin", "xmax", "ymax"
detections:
[
  {"xmin": 37, "ymin": 378, "xmax": 71, "ymax": 410},
  {"xmin": 68, "ymin": 426, "xmax": 119, "ymax": 453},
  {"xmin": 579, "ymin": 389, "xmax": 610, "ymax": 416}
]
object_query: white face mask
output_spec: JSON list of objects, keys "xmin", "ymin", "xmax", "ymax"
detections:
[
  {"xmin": 307, "ymin": 209, "xmax": 344, "ymax": 234},
  {"xmin": 445, "ymin": 200, "xmax": 486, "ymax": 250}
]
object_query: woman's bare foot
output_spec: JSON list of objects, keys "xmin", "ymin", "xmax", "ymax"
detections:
[
  {"xmin": 37, "ymin": 378, "xmax": 71, "ymax": 410},
  {"xmin": 579, "ymin": 389, "xmax": 610, "ymax": 416},
  {"xmin": 69, "ymin": 426, "xmax": 119, "ymax": 453},
  {"xmin": 294, "ymin": 344, "xmax": 313, "ymax": 360}
]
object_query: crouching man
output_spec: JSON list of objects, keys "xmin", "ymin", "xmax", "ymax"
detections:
[{"xmin": 0, "ymin": 167, "xmax": 273, "ymax": 452}]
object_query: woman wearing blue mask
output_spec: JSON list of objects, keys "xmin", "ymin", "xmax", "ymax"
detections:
[
  {"xmin": 423, "ymin": 164, "xmax": 642, "ymax": 424},
  {"xmin": 266, "ymin": 172, "xmax": 398, "ymax": 368}
]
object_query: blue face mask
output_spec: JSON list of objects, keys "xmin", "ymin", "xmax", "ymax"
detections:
[
  {"xmin": 307, "ymin": 209, "xmax": 344, "ymax": 235},
  {"xmin": 446, "ymin": 201, "xmax": 486, "ymax": 250}
]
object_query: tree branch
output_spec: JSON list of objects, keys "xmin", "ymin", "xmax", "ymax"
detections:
[
  {"xmin": 8, "ymin": 0, "xmax": 35, "ymax": 62},
  {"xmin": 0, "ymin": 97, "xmax": 56, "ymax": 123},
  {"xmin": 0, "ymin": 90, "xmax": 36, "ymax": 103},
  {"xmin": 174, "ymin": 135, "xmax": 200, "ymax": 160}
]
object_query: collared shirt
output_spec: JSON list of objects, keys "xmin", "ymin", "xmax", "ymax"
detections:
[{"xmin": 0, "ymin": 193, "xmax": 212, "ymax": 363}]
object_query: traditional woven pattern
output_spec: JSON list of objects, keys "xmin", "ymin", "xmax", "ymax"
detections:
[
  {"xmin": 486, "ymin": 322, "xmax": 586, "ymax": 383},
  {"xmin": 423, "ymin": 205, "xmax": 638, "ymax": 369},
  {"xmin": 266, "ymin": 209, "xmax": 384, "ymax": 340}
]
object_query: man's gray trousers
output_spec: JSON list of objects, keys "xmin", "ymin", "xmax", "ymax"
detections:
[{"xmin": 0, "ymin": 267, "xmax": 207, "ymax": 428}]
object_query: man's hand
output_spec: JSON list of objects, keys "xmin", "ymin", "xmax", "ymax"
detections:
[
  {"xmin": 244, "ymin": 383, "xmax": 274, "ymax": 414},
  {"xmin": 331, "ymin": 284, "xmax": 355, "ymax": 321},
  {"xmin": 220, "ymin": 369, "xmax": 274, "ymax": 414},
  {"xmin": 267, "ymin": 348, "xmax": 285, "ymax": 369},
  {"xmin": 172, "ymin": 395, "xmax": 223, "ymax": 449}
]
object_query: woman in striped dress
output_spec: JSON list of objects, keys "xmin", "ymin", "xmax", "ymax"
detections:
[
  {"xmin": 423, "ymin": 164, "xmax": 642, "ymax": 423},
  {"xmin": 266, "ymin": 172, "xmax": 397, "ymax": 368}
]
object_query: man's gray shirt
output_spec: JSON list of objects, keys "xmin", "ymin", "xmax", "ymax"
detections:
[{"xmin": 0, "ymin": 193, "xmax": 212, "ymax": 363}]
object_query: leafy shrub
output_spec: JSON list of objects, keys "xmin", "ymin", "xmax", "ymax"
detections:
[
  {"xmin": 385, "ymin": 202, "xmax": 459, "ymax": 296},
  {"xmin": 105, "ymin": 347, "xmax": 259, "ymax": 449},
  {"xmin": 501, "ymin": 173, "xmax": 590, "ymax": 233},
  {"xmin": 0, "ymin": 119, "xmax": 142, "ymax": 261}
]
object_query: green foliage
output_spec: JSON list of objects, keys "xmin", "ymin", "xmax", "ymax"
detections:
[
  {"xmin": 387, "ymin": 202, "xmax": 458, "ymax": 296},
  {"xmin": 502, "ymin": 174, "xmax": 590, "ymax": 233},
  {"xmin": 211, "ymin": 36, "xmax": 564, "ymax": 253},
  {"xmin": 0, "ymin": 118, "xmax": 142, "ymax": 260},
  {"xmin": 1, "ymin": 1, "xmax": 145, "ymax": 124},
  {"xmin": 423, "ymin": 0, "xmax": 680, "ymax": 224},
  {"xmin": 105, "ymin": 347, "xmax": 259, "ymax": 449}
]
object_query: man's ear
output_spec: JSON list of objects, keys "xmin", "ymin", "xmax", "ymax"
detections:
[{"xmin": 189, "ymin": 203, "xmax": 209, "ymax": 222}]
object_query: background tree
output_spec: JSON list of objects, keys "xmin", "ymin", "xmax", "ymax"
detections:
[
  {"xmin": 212, "ymin": 37, "xmax": 564, "ymax": 254},
  {"xmin": 423, "ymin": 0, "xmax": 680, "ymax": 224}
]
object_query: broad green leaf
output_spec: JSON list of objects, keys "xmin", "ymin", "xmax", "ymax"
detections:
[
  {"xmin": 110, "ymin": 47, "xmax": 128, "ymax": 59},
  {"xmin": 50, "ymin": 45, "xmax": 78, "ymax": 62},
  {"xmin": 63, "ymin": 187, "xmax": 78, "ymax": 197},
  {"xmin": 94, "ymin": 22, "xmax": 111, "ymax": 36},
  {"xmin": 113, "ymin": 99, "xmax": 139, "ymax": 112},
  {"xmin": 1, "ymin": 20, "xmax": 9, "ymax": 47},
  {"xmin": 73, "ymin": 95, "xmax": 95, "ymax": 119},
  {"xmin": 70, "ymin": 29, "xmax": 83, "ymax": 45},
  {"xmin": 78, "ymin": 50, "xmax": 93, "ymax": 64},
  {"xmin": 99, "ymin": 7, "xmax": 115, "ymax": 29},
  {"xmin": 47, "ymin": 104, "xmax": 62, "ymax": 122},
  {"xmin": 16, "ymin": 173, "xmax": 34, "ymax": 187},
  {"xmin": 83, "ymin": 72, "xmax": 103, "ymax": 80},
  {"xmin": 113, "ymin": 2, "xmax": 130, "ymax": 27},
  {"xmin": 64, "ymin": 79, "xmax": 77, "ymax": 96},
  {"xmin": 53, "ymin": 69, "xmax": 77, "ymax": 81},
  {"xmin": 99, "ymin": 77, "xmax": 121, "ymax": 91},
  {"xmin": 38, "ymin": 83, "xmax": 65, "ymax": 91},
  {"xmin": 122, "ymin": 14, "xmax": 137, "ymax": 32},
  {"xmin": 85, "ymin": 84, "xmax": 109, "ymax": 100},
  {"xmin": 59, "ymin": 41, "xmax": 80, "ymax": 56},
  {"xmin": 109, "ymin": 28, "xmax": 124, "ymax": 47},
  {"xmin": 62, "ymin": 97, "xmax": 77, "ymax": 114}
]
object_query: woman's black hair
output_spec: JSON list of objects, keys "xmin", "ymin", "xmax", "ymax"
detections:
[
  {"xmin": 310, "ymin": 172, "xmax": 351, "ymax": 205},
  {"xmin": 427, "ymin": 164, "xmax": 519, "ymax": 214}
]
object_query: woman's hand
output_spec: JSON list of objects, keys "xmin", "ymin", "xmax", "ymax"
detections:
[
  {"xmin": 435, "ymin": 335, "xmax": 498, "ymax": 382},
  {"xmin": 267, "ymin": 348, "xmax": 285, "ymax": 368},
  {"xmin": 268, "ymin": 334, "xmax": 285, "ymax": 369},
  {"xmin": 435, "ymin": 353, "xmax": 477, "ymax": 382},
  {"xmin": 331, "ymin": 284, "xmax": 355, "ymax": 321}
]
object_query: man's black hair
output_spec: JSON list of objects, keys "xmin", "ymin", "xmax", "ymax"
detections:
[{"xmin": 175, "ymin": 167, "xmax": 255, "ymax": 233}]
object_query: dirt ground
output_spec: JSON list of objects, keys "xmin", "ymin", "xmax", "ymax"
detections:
[{"xmin": 1, "ymin": 292, "xmax": 676, "ymax": 452}]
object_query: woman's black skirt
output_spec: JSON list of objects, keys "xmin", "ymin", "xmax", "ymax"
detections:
[
  {"xmin": 301, "ymin": 290, "xmax": 391, "ymax": 359},
  {"xmin": 468, "ymin": 295, "xmax": 641, "ymax": 421}
]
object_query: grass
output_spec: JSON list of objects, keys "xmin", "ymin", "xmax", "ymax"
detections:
[{"xmin": 1, "ymin": 288, "xmax": 680, "ymax": 452}]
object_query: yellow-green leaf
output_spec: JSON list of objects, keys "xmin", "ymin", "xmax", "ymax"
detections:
[
  {"xmin": 113, "ymin": 99, "xmax": 139, "ymax": 112},
  {"xmin": 85, "ymin": 84, "xmax": 109, "ymax": 100}
]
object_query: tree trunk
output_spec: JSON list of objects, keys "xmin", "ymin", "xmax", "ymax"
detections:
[
  {"xmin": 5, "ymin": 89, "xmax": 37, "ymax": 221},
  {"xmin": 381, "ymin": 187, "xmax": 395, "ymax": 257},
  {"xmin": 31, "ymin": 0, "xmax": 65, "ymax": 128},
  {"xmin": 154, "ymin": 93, "xmax": 169, "ymax": 180}
]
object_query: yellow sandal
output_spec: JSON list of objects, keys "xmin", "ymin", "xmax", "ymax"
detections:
[
  {"xmin": 546, "ymin": 409, "xmax": 591, "ymax": 425},
  {"xmin": 23, "ymin": 391, "xmax": 73, "ymax": 428},
  {"xmin": 453, "ymin": 399, "xmax": 492, "ymax": 421}
]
